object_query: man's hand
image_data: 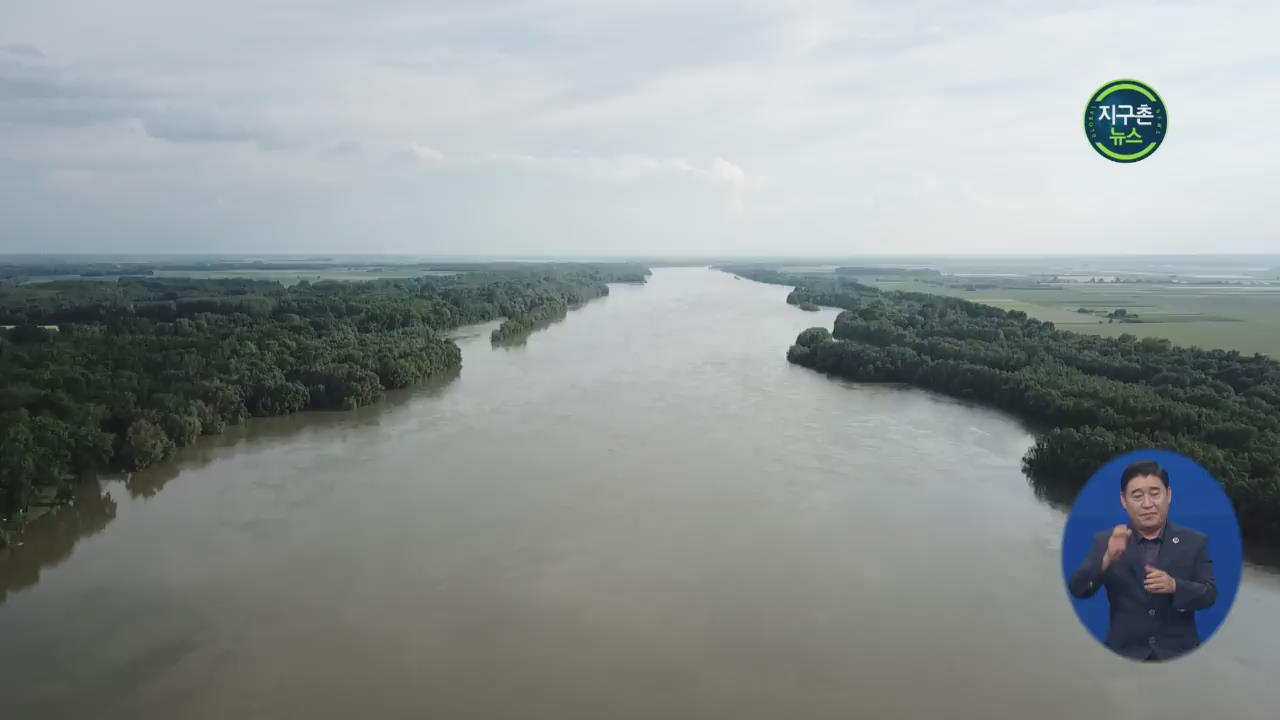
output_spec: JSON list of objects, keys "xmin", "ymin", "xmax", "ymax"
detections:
[
  {"xmin": 1145, "ymin": 566, "xmax": 1177, "ymax": 594},
  {"xmin": 1101, "ymin": 525, "xmax": 1130, "ymax": 572}
]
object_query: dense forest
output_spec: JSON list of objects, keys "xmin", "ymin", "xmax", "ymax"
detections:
[
  {"xmin": 0, "ymin": 260, "xmax": 653, "ymax": 283},
  {"xmin": 493, "ymin": 299, "xmax": 582, "ymax": 343},
  {"xmin": 0, "ymin": 264, "xmax": 648, "ymax": 546},
  {"xmin": 726, "ymin": 268, "xmax": 1280, "ymax": 546}
]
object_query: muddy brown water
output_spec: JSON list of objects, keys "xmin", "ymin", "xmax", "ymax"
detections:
[{"xmin": 3, "ymin": 268, "xmax": 1278, "ymax": 719}]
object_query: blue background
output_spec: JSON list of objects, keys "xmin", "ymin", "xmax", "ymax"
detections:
[{"xmin": 1060, "ymin": 449, "xmax": 1242, "ymax": 648}]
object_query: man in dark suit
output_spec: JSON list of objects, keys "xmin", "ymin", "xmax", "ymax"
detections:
[{"xmin": 1068, "ymin": 460, "xmax": 1217, "ymax": 661}]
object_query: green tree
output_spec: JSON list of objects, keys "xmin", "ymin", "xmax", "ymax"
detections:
[{"xmin": 120, "ymin": 419, "xmax": 174, "ymax": 471}]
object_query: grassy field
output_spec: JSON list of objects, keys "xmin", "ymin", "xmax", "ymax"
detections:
[{"xmin": 859, "ymin": 278, "xmax": 1280, "ymax": 357}]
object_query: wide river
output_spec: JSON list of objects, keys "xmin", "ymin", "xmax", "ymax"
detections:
[{"xmin": 3, "ymin": 267, "xmax": 1279, "ymax": 719}]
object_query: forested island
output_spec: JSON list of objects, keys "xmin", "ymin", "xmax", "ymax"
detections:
[
  {"xmin": 0, "ymin": 263, "xmax": 649, "ymax": 546},
  {"xmin": 491, "ymin": 290, "xmax": 600, "ymax": 343},
  {"xmin": 725, "ymin": 268, "xmax": 1280, "ymax": 546}
]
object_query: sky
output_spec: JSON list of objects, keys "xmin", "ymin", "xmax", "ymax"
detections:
[{"xmin": 1, "ymin": 0, "xmax": 1278, "ymax": 256}]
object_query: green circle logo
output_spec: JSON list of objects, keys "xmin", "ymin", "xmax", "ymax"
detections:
[{"xmin": 1084, "ymin": 80, "xmax": 1167, "ymax": 163}]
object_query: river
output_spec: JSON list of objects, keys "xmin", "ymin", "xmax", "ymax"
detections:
[{"xmin": 2, "ymin": 267, "xmax": 1278, "ymax": 719}]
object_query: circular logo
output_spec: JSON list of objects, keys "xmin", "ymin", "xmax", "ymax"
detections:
[{"xmin": 1084, "ymin": 79, "xmax": 1167, "ymax": 163}]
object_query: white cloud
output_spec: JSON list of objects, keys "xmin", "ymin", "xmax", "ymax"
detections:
[
  {"xmin": 711, "ymin": 157, "xmax": 747, "ymax": 187},
  {"xmin": 409, "ymin": 142, "xmax": 444, "ymax": 162},
  {"xmin": 2, "ymin": 0, "xmax": 1279, "ymax": 254},
  {"xmin": 459, "ymin": 151, "xmax": 754, "ymax": 189}
]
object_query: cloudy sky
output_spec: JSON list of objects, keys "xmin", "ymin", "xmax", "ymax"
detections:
[{"xmin": 2, "ymin": 0, "xmax": 1278, "ymax": 256}]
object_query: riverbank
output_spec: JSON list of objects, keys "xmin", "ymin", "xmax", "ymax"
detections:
[
  {"xmin": 726, "ymin": 267, "xmax": 1280, "ymax": 546},
  {"xmin": 7, "ymin": 267, "xmax": 1280, "ymax": 720},
  {"xmin": 0, "ymin": 264, "xmax": 649, "ymax": 547}
]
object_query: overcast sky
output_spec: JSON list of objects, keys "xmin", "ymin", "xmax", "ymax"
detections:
[{"xmin": 2, "ymin": 0, "xmax": 1278, "ymax": 256}]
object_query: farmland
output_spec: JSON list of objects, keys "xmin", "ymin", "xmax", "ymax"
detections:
[
  {"xmin": 855, "ymin": 279, "xmax": 1280, "ymax": 357},
  {"xmin": 761, "ymin": 256, "xmax": 1280, "ymax": 358}
]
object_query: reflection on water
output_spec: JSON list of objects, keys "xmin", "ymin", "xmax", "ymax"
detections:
[
  {"xmin": 0, "ymin": 482, "xmax": 117, "ymax": 604},
  {"xmin": 2, "ymin": 270, "xmax": 1279, "ymax": 720},
  {"xmin": 0, "ymin": 366, "xmax": 461, "ymax": 607},
  {"xmin": 1026, "ymin": 472, "xmax": 1084, "ymax": 511},
  {"xmin": 1243, "ymin": 543, "xmax": 1280, "ymax": 574}
]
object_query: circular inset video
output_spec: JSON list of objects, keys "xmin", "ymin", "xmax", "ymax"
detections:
[{"xmin": 1061, "ymin": 449, "xmax": 1241, "ymax": 662}]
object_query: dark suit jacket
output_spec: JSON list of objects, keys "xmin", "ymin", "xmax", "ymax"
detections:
[{"xmin": 1068, "ymin": 521, "xmax": 1216, "ymax": 660}]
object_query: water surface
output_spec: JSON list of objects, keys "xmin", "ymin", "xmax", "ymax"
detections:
[{"xmin": 3, "ymin": 267, "xmax": 1278, "ymax": 719}]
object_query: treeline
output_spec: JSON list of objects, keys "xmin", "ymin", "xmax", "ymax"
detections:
[
  {"xmin": 722, "ymin": 268, "xmax": 882, "ymax": 309},
  {"xmin": 0, "ymin": 261, "xmax": 335, "ymax": 281},
  {"xmin": 0, "ymin": 264, "xmax": 648, "ymax": 545},
  {"xmin": 835, "ymin": 266, "xmax": 942, "ymax": 278},
  {"xmin": 718, "ymin": 267, "xmax": 795, "ymax": 286},
  {"xmin": 733, "ymin": 269, "xmax": 1280, "ymax": 545},
  {"xmin": 492, "ymin": 300, "xmax": 571, "ymax": 343},
  {"xmin": 0, "ymin": 260, "xmax": 655, "ymax": 284},
  {"xmin": 489, "ymin": 274, "xmax": 619, "ymax": 342}
]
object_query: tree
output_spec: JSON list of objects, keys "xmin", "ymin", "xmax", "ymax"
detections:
[
  {"xmin": 796, "ymin": 327, "xmax": 832, "ymax": 348},
  {"xmin": 750, "ymin": 268, "xmax": 1280, "ymax": 545},
  {"xmin": 120, "ymin": 419, "xmax": 174, "ymax": 471},
  {"xmin": 0, "ymin": 263, "xmax": 643, "ymax": 533},
  {"xmin": 0, "ymin": 411, "xmax": 40, "ymax": 513}
]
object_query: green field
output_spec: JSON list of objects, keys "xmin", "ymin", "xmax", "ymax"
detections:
[
  {"xmin": 859, "ymin": 278, "xmax": 1280, "ymax": 357},
  {"xmin": 10, "ymin": 256, "xmax": 1279, "ymax": 357}
]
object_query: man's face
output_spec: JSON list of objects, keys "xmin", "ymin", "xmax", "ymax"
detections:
[{"xmin": 1121, "ymin": 475, "xmax": 1171, "ymax": 533}]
